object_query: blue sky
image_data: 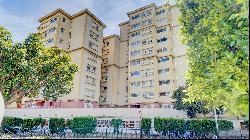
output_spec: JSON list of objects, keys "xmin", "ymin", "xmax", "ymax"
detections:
[{"xmin": 0, "ymin": 0, "xmax": 173, "ymax": 43}]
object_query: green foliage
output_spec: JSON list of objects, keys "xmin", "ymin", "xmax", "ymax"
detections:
[
  {"xmin": 111, "ymin": 118, "xmax": 122, "ymax": 134},
  {"xmin": 0, "ymin": 26, "xmax": 78, "ymax": 105},
  {"xmin": 1, "ymin": 117, "xmax": 23, "ymax": 128},
  {"xmin": 154, "ymin": 118, "xmax": 185, "ymax": 134},
  {"xmin": 154, "ymin": 118, "xmax": 233, "ymax": 135},
  {"xmin": 243, "ymin": 120, "xmax": 249, "ymax": 129},
  {"xmin": 22, "ymin": 118, "xmax": 45, "ymax": 129},
  {"xmin": 218, "ymin": 120, "xmax": 234, "ymax": 131},
  {"xmin": 68, "ymin": 117, "xmax": 97, "ymax": 135},
  {"xmin": 49, "ymin": 118, "xmax": 65, "ymax": 134},
  {"xmin": 140, "ymin": 118, "xmax": 151, "ymax": 135},
  {"xmin": 1, "ymin": 117, "xmax": 23, "ymax": 133},
  {"xmin": 172, "ymin": 86, "xmax": 210, "ymax": 118},
  {"xmin": 178, "ymin": 0, "xmax": 249, "ymax": 117}
]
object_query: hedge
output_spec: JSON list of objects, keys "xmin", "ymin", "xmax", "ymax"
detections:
[
  {"xmin": 111, "ymin": 119, "xmax": 123, "ymax": 134},
  {"xmin": 141, "ymin": 118, "xmax": 151, "ymax": 135},
  {"xmin": 1, "ymin": 117, "xmax": 23, "ymax": 133},
  {"xmin": 154, "ymin": 118, "xmax": 185, "ymax": 134},
  {"xmin": 22, "ymin": 118, "xmax": 45, "ymax": 129},
  {"xmin": 68, "ymin": 116, "xmax": 97, "ymax": 135},
  {"xmin": 49, "ymin": 118, "xmax": 65, "ymax": 134},
  {"xmin": 154, "ymin": 118, "xmax": 233, "ymax": 135}
]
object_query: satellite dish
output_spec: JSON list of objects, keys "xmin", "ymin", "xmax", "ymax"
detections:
[{"xmin": 0, "ymin": 93, "xmax": 5, "ymax": 124}]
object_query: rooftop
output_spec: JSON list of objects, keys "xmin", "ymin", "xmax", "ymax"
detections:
[{"xmin": 38, "ymin": 8, "xmax": 106, "ymax": 28}]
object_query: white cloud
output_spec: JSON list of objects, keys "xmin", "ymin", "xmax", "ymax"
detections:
[{"xmin": 0, "ymin": 0, "xmax": 166, "ymax": 42}]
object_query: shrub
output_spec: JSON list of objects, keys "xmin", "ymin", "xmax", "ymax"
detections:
[
  {"xmin": 201, "ymin": 119, "xmax": 216, "ymax": 134},
  {"xmin": 141, "ymin": 118, "xmax": 151, "ymax": 135},
  {"xmin": 218, "ymin": 120, "xmax": 233, "ymax": 131},
  {"xmin": 243, "ymin": 120, "xmax": 249, "ymax": 129},
  {"xmin": 154, "ymin": 118, "xmax": 185, "ymax": 134},
  {"xmin": 1, "ymin": 117, "xmax": 23, "ymax": 133},
  {"xmin": 111, "ymin": 119, "xmax": 122, "ymax": 134},
  {"xmin": 22, "ymin": 118, "xmax": 45, "ymax": 129},
  {"xmin": 49, "ymin": 118, "xmax": 65, "ymax": 134},
  {"xmin": 68, "ymin": 116, "xmax": 97, "ymax": 135},
  {"xmin": 154, "ymin": 118, "xmax": 233, "ymax": 135}
]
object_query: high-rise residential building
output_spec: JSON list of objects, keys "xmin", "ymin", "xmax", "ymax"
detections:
[
  {"xmin": 100, "ymin": 35, "xmax": 121, "ymax": 107},
  {"xmin": 7, "ymin": 3, "xmax": 187, "ymax": 109},
  {"xmin": 124, "ymin": 3, "xmax": 187, "ymax": 108},
  {"xmin": 10, "ymin": 8, "xmax": 106, "ymax": 109},
  {"xmin": 100, "ymin": 33, "xmax": 129, "ymax": 108}
]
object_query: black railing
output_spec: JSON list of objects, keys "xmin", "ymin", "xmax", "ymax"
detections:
[{"xmin": 0, "ymin": 127, "xmax": 249, "ymax": 139}]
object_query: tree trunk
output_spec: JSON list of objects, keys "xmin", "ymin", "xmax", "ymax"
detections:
[{"xmin": 0, "ymin": 91, "xmax": 5, "ymax": 124}]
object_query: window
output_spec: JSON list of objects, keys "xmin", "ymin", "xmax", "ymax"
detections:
[
  {"xmin": 130, "ymin": 40, "xmax": 141, "ymax": 47},
  {"xmin": 132, "ymin": 14, "xmax": 140, "ymax": 20},
  {"xmin": 157, "ymin": 37, "xmax": 167, "ymax": 43},
  {"xmin": 156, "ymin": 9, "xmax": 166, "ymax": 15},
  {"xmin": 159, "ymin": 92, "xmax": 166, "ymax": 96},
  {"xmin": 131, "ymin": 93, "xmax": 138, "ymax": 97},
  {"xmin": 48, "ymin": 27, "xmax": 56, "ymax": 34},
  {"xmin": 86, "ymin": 64, "xmax": 97, "ymax": 74},
  {"xmin": 85, "ymin": 75, "xmax": 96, "ymax": 86},
  {"xmin": 130, "ymin": 50, "xmax": 140, "ymax": 57},
  {"xmin": 89, "ymin": 41, "xmax": 98, "ymax": 52},
  {"xmin": 50, "ymin": 17, "xmax": 57, "ymax": 23},
  {"xmin": 141, "ymin": 19, "xmax": 152, "ymax": 26},
  {"xmin": 61, "ymin": 28, "xmax": 65, "ymax": 33},
  {"xmin": 158, "ymin": 56, "xmax": 169, "ymax": 63},
  {"xmin": 62, "ymin": 18, "xmax": 66, "ymax": 22},
  {"xmin": 130, "ymin": 59, "xmax": 140, "ymax": 66},
  {"xmin": 47, "ymin": 38, "xmax": 54, "ymax": 45},
  {"xmin": 157, "ymin": 27, "xmax": 167, "ymax": 33},
  {"xmin": 157, "ymin": 47, "xmax": 168, "ymax": 53},
  {"xmin": 69, "ymin": 32, "xmax": 71, "ymax": 38},
  {"xmin": 159, "ymin": 80, "xmax": 170, "ymax": 85},
  {"xmin": 141, "ymin": 69, "xmax": 154, "ymax": 77},
  {"xmin": 131, "ymin": 71, "xmax": 140, "ymax": 77},
  {"xmin": 131, "ymin": 31, "xmax": 140, "ymax": 38},
  {"xmin": 141, "ymin": 10, "xmax": 152, "ymax": 18},
  {"xmin": 131, "ymin": 82, "xmax": 140, "ymax": 88},
  {"xmin": 59, "ymin": 38, "xmax": 63, "ymax": 44},
  {"xmin": 131, "ymin": 22, "xmax": 140, "ymax": 29},
  {"xmin": 158, "ymin": 68, "xmax": 170, "ymax": 74},
  {"xmin": 90, "ymin": 30, "xmax": 99, "ymax": 42}
]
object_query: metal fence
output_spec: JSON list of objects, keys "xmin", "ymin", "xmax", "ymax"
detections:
[{"xmin": 0, "ymin": 127, "xmax": 249, "ymax": 139}]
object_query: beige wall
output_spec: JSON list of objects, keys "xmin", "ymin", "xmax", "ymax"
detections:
[{"xmin": 4, "ymin": 108, "xmax": 187, "ymax": 119}]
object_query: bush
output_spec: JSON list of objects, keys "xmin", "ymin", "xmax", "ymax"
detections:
[
  {"xmin": 111, "ymin": 119, "xmax": 122, "ymax": 134},
  {"xmin": 154, "ymin": 118, "xmax": 185, "ymax": 134},
  {"xmin": 141, "ymin": 118, "xmax": 151, "ymax": 135},
  {"xmin": 68, "ymin": 117, "xmax": 97, "ymax": 135},
  {"xmin": 218, "ymin": 120, "xmax": 233, "ymax": 131},
  {"xmin": 1, "ymin": 117, "xmax": 23, "ymax": 133},
  {"xmin": 243, "ymin": 120, "xmax": 249, "ymax": 129},
  {"xmin": 49, "ymin": 118, "xmax": 65, "ymax": 134},
  {"xmin": 154, "ymin": 118, "xmax": 233, "ymax": 135},
  {"xmin": 22, "ymin": 118, "xmax": 45, "ymax": 129}
]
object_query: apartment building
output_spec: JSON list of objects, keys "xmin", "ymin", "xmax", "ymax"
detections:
[
  {"xmin": 100, "ymin": 33, "xmax": 129, "ymax": 108},
  {"xmin": 10, "ymin": 8, "xmax": 106, "ymax": 109},
  {"xmin": 7, "ymin": 3, "xmax": 187, "ymax": 109},
  {"xmin": 125, "ymin": 3, "xmax": 187, "ymax": 108}
]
